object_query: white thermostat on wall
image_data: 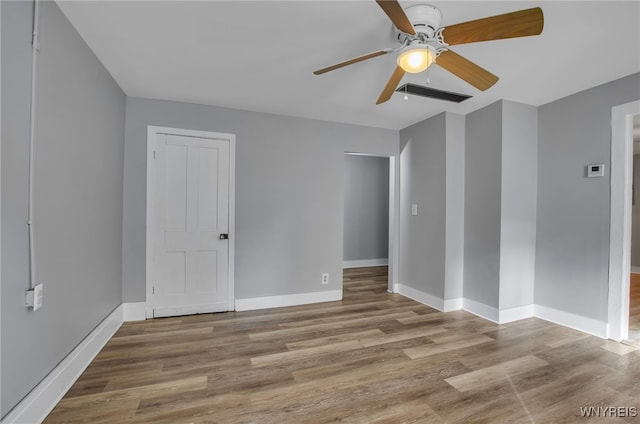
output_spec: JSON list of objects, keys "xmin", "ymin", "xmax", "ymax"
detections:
[{"xmin": 587, "ymin": 164, "xmax": 605, "ymax": 178}]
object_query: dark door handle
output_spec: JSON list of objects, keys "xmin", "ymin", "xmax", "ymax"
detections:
[{"xmin": 219, "ymin": 234, "xmax": 229, "ymax": 240}]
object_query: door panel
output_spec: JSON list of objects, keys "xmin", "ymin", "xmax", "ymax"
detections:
[
  {"xmin": 195, "ymin": 251, "xmax": 218, "ymax": 293},
  {"xmin": 165, "ymin": 145, "xmax": 188, "ymax": 231},
  {"xmin": 198, "ymin": 147, "xmax": 219, "ymax": 231},
  {"xmin": 152, "ymin": 133, "xmax": 230, "ymax": 317},
  {"xmin": 160, "ymin": 251, "xmax": 186, "ymax": 295}
]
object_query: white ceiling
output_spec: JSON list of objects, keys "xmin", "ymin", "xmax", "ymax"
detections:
[{"xmin": 56, "ymin": 1, "xmax": 640, "ymax": 130}]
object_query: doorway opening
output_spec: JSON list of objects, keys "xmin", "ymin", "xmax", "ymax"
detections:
[{"xmin": 342, "ymin": 153, "xmax": 397, "ymax": 297}]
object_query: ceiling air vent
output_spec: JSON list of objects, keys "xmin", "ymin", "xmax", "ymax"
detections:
[{"xmin": 396, "ymin": 83, "xmax": 472, "ymax": 103}]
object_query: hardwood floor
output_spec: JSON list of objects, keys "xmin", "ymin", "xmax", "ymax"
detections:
[
  {"xmin": 628, "ymin": 273, "xmax": 640, "ymax": 347},
  {"xmin": 45, "ymin": 267, "xmax": 639, "ymax": 423}
]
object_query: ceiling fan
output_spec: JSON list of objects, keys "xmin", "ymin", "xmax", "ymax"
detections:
[{"xmin": 314, "ymin": 1, "xmax": 544, "ymax": 104}]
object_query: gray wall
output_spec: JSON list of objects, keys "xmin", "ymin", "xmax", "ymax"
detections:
[
  {"xmin": 535, "ymin": 73, "xmax": 640, "ymax": 321},
  {"xmin": 343, "ymin": 155, "xmax": 389, "ymax": 263},
  {"xmin": 1, "ymin": 1, "xmax": 125, "ymax": 416},
  {"xmin": 444, "ymin": 113, "xmax": 465, "ymax": 302},
  {"xmin": 632, "ymin": 154, "xmax": 640, "ymax": 267},
  {"xmin": 464, "ymin": 102, "xmax": 502, "ymax": 308},
  {"xmin": 123, "ymin": 98, "xmax": 399, "ymax": 301},
  {"xmin": 399, "ymin": 113, "xmax": 447, "ymax": 299},
  {"xmin": 463, "ymin": 100, "xmax": 538, "ymax": 312},
  {"xmin": 499, "ymin": 101, "xmax": 538, "ymax": 310}
]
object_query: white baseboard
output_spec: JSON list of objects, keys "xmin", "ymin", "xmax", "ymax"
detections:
[
  {"xmin": 394, "ymin": 288, "xmax": 528, "ymax": 322},
  {"xmin": 235, "ymin": 290, "xmax": 342, "ymax": 312},
  {"xmin": 499, "ymin": 304, "xmax": 534, "ymax": 324},
  {"xmin": 343, "ymin": 258, "xmax": 388, "ymax": 269},
  {"xmin": 396, "ymin": 284, "xmax": 444, "ymax": 311},
  {"xmin": 534, "ymin": 304, "xmax": 608, "ymax": 339},
  {"xmin": 392, "ymin": 289, "xmax": 607, "ymax": 337},
  {"xmin": 462, "ymin": 298, "xmax": 500, "ymax": 323},
  {"xmin": 123, "ymin": 302, "xmax": 146, "ymax": 322},
  {"xmin": 1, "ymin": 305, "xmax": 124, "ymax": 424},
  {"xmin": 631, "ymin": 266, "xmax": 640, "ymax": 274},
  {"xmin": 443, "ymin": 297, "xmax": 463, "ymax": 312}
]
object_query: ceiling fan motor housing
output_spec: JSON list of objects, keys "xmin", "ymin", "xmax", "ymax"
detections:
[{"xmin": 395, "ymin": 4, "xmax": 442, "ymax": 42}]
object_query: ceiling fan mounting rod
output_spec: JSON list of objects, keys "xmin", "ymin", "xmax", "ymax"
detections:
[{"xmin": 391, "ymin": 4, "xmax": 451, "ymax": 57}]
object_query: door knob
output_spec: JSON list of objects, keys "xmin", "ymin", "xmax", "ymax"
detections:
[{"xmin": 219, "ymin": 234, "xmax": 229, "ymax": 240}]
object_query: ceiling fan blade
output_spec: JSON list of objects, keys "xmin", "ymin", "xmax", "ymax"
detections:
[
  {"xmin": 442, "ymin": 7, "xmax": 543, "ymax": 46},
  {"xmin": 313, "ymin": 50, "xmax": 390, "ymax": 75},
  {"xmin": 376, "ymin": 66, "xmax": 406, "ymax": 104},
  {"xmin": 436, "ymin": 50, "xmax": 498, "ymax": 91},
  {"xmin": 375, "ymin": 0, "xmax": 416, "ymax": 36}
]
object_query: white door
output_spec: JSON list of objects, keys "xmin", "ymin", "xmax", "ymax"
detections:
[{"xmin": 150, "ymin": 132, "xmax": 231, "ymax": 318}]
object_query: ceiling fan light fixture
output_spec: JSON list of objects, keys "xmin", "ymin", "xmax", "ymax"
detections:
[{"xmin": 396, "ymin": 43, "xmax": 436, "ymax": 73}]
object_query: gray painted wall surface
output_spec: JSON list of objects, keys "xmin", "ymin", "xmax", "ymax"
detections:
[
  {"xmin": 399, "ymin": 113, "xmax": 447, "ymax": 298},
  {"xmin": 499, "ymin": 101, "xmax": 538, "ymax": 310},
  {"xmin": 343, "ymin": 155, "xmax": 389, "ymax": 262},
  {"xmin": 444, "ymin": 113, "xmax": 465, "ymax": 301},
  {"xmin": 123, "ymin": 98, "xmax": 399, "ymax": 301},
  {"xmin": 464, "ymin": 102, "xmax": 502, "ymax": 308},
  {"xmin": 1, "ymin": 1, "xmax": 125, "ymax": 416},
  {"xmin": 535, "ymin": 73, "xmax": 640, "ymax": 321},
  {"xmin": 632, "ymin": 154, "xmax": 640, "ymax": 267}
]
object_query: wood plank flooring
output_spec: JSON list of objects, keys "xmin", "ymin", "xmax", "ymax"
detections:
[{"xmin": 45, "ymin": 267, "xmax": 640, "ymax": 423}]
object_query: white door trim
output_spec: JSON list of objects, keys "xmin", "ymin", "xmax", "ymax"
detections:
[
  {"xmin": 146, "ymin": 126, "xmax": 236, "ymax": 319},
  {"xmin": 608, "ymin": 100, "xmax": 640, "ymax": 341}
]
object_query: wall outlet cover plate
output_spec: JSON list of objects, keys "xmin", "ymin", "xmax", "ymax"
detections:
[{"xmin": 587, "ymin": 164, "xmax": 605, "ymax": 178}]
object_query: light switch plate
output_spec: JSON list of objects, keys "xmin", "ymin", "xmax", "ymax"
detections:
[{"xmin": 411, "ymin": 204, "xmax": 418, "ymax": 216}]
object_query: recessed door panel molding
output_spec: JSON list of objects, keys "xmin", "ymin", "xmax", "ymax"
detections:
[
  {"xmin": 198, "ymin": 147, "xmax": 219, "ymax": 232},
  {"xmin": 164, "ymin": 144, "xmax": 188, "ymax": 232},
  {"xmin": 146, "ymin": 127, "xmax": 235, "ymax": 318}
]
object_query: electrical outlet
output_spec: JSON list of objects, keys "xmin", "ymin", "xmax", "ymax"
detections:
[{"xmin": 321, "ymin": 273, "xmax": 329, "ymax": 285}]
